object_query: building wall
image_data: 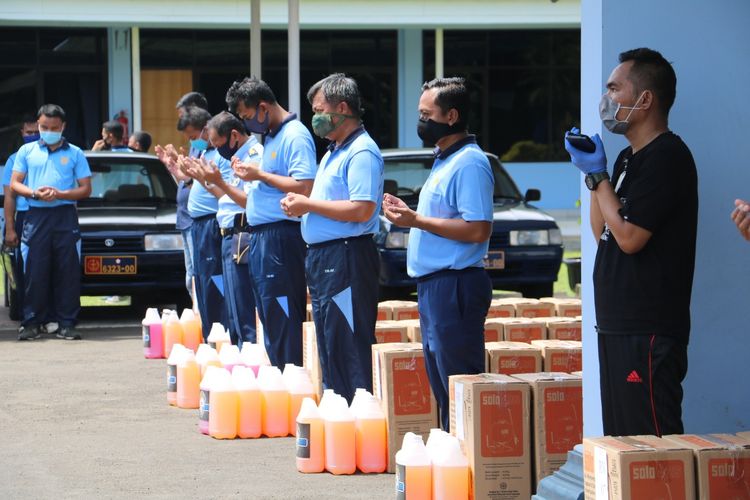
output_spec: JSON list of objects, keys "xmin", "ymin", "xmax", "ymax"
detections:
[{"xmin": 581, "ymin": 0, "xmax": 750, "ymax": 436}]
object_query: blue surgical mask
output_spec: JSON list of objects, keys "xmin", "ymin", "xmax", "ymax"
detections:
[
  {"xmin": 39, "ymin": 130, "xmax": 63, "ymax": 145},
  {"xmin": 23, "ymin": 133, "xmax": 40, "ymax": 144},
  {"xmin": 190, "ymin": 138, "xmax": 208, "ymax": 152}
]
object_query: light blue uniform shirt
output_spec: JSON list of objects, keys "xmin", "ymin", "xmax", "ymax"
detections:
[
  {"xmin": 12, "ymin": 139, "xmax": 92, "ymax": 208},
  {"xmin": 3, "ymin": 153, "xmax": 29, "ymax": 212},
  {"xmin": 187, "ymin": 148, "xmax": 227, "ymax": 218},
  {"xmin": 245, "ymin": 115, "xmax": 316, "ymax": 226},
  {"xmin": 301, "ymin": 128, "xmax": 384, "ymax": 245},
  {"xmin": 216, "ymin": 136, "xmax": 263, "ymax": 229},
  {"xmin": 406, "ymin": 138, "xmax": 494, "ymax": 278}
]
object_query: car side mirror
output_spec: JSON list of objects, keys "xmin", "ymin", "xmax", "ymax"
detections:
[{"xmin": 524, "ymin": 189, "xmax": 541, "ymax": 202}]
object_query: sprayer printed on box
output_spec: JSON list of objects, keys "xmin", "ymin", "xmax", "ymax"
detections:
[
  {"xmin": 549, "ymin": 351, "xmax": 582, "ymax": 373},
  {"xmin": 504, "ymin": 324, "xmax": 545, "ymax": 343},
  {"xmin": 544, "ymin": 386, "xmax": 583, "ymax": 454},
  {"xmin": 630, "ymin": 460, "xmax": 687, "ymax": 499},
  {"xmin": 392, "ymin": 357, "xmax": 431, "ymax": 416},
  {"xmin": 480, "ymin": 389, "xmax": 525, "ymax": 457}
]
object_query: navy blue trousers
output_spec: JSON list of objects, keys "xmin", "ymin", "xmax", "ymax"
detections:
[
  {"xmin": 20, "ymin": 205, "xmax": 81, "ymax": 327},
  {"xmin": 191, "ymin": 215, "xmax": 226, "ymax": 340},
  {"xmin": 248, "ymin": 221, "xmax": 306, "ymax": 367},
  {"xmin": 11, "ymin": 210, "xmax": 27, "ymax": 316},
  {"xmin": 417, "ymin": 267, "xmax": 491, "ymax": 430},
  {"xmin": 306, "ymin": 236, "xmax": 379, "ymax": 404},
  {"xmin": 220, "ymin": 233, "xmax": 256, "ymax": 348}
]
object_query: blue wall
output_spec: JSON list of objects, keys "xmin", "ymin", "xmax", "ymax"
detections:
[
  {"xmin": 504, "ymin": 162, "xmax": 580, "ymax": 210},
  {"xmin": 581, "ymin": 0, "xmax": 750, "ymax": 436}
]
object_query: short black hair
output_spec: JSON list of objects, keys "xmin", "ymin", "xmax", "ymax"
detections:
[
  {"xmin": 131, "ymin": 131, "xmax": 152, "ymax": 152},
  {"xmin": 225, "ymin": 77, "xmax": 277, "ymax": 113},
  {"xmin": 619, "ymin": 48, "xmax": 677, "ymax": 116},
  {"xmin": 177, "ymin": 106, "xmax": 212, "ymax": 132},
  {"xmin": 421, "ymin": 77, "xmax": 470, "ymax": 126},
  {"xmin": 21, "ymin": 113, "xmax": 37, "ymax": 125},
  {"xmin": 102, "ymin": 120, "xmax": 125, "ymax": 141},
  {"xmin": 176, "ymin": 91, "xmax": 208, "ymax": 110},
  {"xmin": 306, "ymin": 73, "xmax": 363, "ymax": 118},
  {"xmin": 207, "ymin": 111, "xmax": 246, "ymax": 140},
  {"xmin": 37, "ymin": 104, "xmax": 66, "ymax": 122}
]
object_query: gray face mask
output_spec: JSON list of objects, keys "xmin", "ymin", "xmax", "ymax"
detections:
[{"xmin": 599, "ymin": 92, "xmax": 645, "ymax": 134}]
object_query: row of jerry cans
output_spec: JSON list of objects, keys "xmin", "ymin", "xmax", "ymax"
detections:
[
  {"xmin": 395, "ymin": 431, "xmax": 470, "ymax": 500},
  {"xmin": 142, "ymin": 308, "xmax": 204, "ymax": 359},
  {"xmin": 167, "ymin": 341, "xmax": 317, "ymax": 440},
  {"xmin": 295, "ymin": 388, "xmax": 387, "ymax": 475}
]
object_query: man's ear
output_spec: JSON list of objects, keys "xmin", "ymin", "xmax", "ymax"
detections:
[
  {"xmin": 447, "ymin": 108, "xmax": 460, "ymax": 126},
  {"xmin": 639, "ymin": 90, "xmax": 655, "ymax": 110}
]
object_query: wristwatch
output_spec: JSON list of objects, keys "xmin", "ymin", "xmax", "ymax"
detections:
[
  {"xmin": 30, "ymin": 190, "xmax": 38, "ymax": 200},
  {"xmin": 585, "ymin": 172, "xmax": 610, "ymax": 191}
]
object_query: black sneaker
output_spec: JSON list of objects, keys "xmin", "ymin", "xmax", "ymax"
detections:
[
  {"xmin": 58, "ymin": 327, "xmax": 82, "ymax": 341},
  {"xmin": 18, "ymin": 326, "xmax": 41, "ymax": 341}
]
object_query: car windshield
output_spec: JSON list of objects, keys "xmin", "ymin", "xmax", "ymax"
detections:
[
  {"xmin": 82, "ymin": 158, "xmax": 177, "ymax": 206},
  {"xmin": 383, "ymin": 154, "xmax": 522, "ymax": 206}
]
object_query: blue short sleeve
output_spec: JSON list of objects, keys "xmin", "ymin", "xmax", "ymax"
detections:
[
  {"xmin": 451, "ymin": 157, "xmax": 494, "ymax": 222},
  {"xmin": 74, "ymin": 149, "xmax": 92, "ymax": 179},
  {"xmin": 3, "ymin": 154, "xmax": 16, "ymax": 186},
  {"xmin": 286, "ymin": 127, "xmax": 317, "ymax": 180},
  {"xmin": 12, "ymin": 147, "xmax": 29, "ymax": 174},
  {"xmin": 346, "ymin": 150, "xmax": 382, "ymax": 202}
]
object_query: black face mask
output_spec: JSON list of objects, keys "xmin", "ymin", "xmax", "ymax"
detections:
[
  {"xmin": 416, "ymin": 118, "xmax": 464, "ymax": 145},
  {"xmin": 217, "ymin": 136, "xmax": 240, "ymax": 161}
]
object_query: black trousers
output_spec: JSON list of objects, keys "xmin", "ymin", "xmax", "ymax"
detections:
[{"xmin": 598, "ymin": 333, "xmax": 687, "ymax": 436}]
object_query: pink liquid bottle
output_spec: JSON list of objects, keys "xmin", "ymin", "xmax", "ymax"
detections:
[
  {"xmin": 295, "ymin": 397, "xmax": 324, "ymax": 473},
  {"xmin": 431, "ymin": 435, "xmax": 469, "ymax": 500},
  {"xmin": 232, "ymin": 366, "xmax": 261, "ymax": 439},
  {"xmin": 354, "ymin": 395, "xmax": 387, "ymax": 473},
  {"xmin": 219, "ymin": 344, "xmax": 242, "ymax": 373},
  {"xmin": 324, "ymin": 396, "xmax": 356, "ymax": 475},
  {"xmin": 142, "ymin": 308, "xmax": 164, "ymax": 359},
  {"xmin": 395, "ymin": 432, "xmax": 431, "ymax": 500},
  {"xmin": 208, "ymin": 368, "xmax": 238, "ymax": 439},
  {"xmin": 258, "ymin": 366, "xmax": 290, "ymax": 438},
  {"xmin": 166, "ymin": 344, "xmax": 186, "ymax": 406},
  {"xmin": 198, "ymin": 366, "xmax": 221, "ymax": 435}
]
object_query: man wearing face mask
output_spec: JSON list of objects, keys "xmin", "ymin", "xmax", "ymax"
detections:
[
  {"xmin": 382, "ymin": 77, "xmax": 494, "ymax": 430},
  {"xmin": 225, "ymin": 77, "xmax": 316, "ymax": 368},
  {"xmin": 281, "ymin": 73, "xmax": 383, "ymax": 403},
  {"xmin": 11, "ymin": 104, "xmax": 92, "ymax": 341},
  {"xmin": 174, "ymin": 106, "xmax": 229, "ymax": 339},
  {"xmin": 92, "ymin": 120, "xmax": 130, "ymax": 152},
  {"xmin": 564, "ymin": 48, "xmax": 698, "ymax": 437},
  {"xmin": 3, "ymin": 115, "xmax": 41, "ymax": 333},
  {"xmin": 191, "ymin": 111, "xmax": 261, "ymax": 348}
]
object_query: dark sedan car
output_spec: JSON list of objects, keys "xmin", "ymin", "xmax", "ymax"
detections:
[
  {"xmin": 376, "ymin": 148, "xmax": 563, "ymax": 298},
  {"xmin": 4, "ymin": 151, "xmax": 189, "ymax": 319}
]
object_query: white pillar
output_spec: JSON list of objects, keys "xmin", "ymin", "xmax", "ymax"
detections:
[
  {"xmin": 131, "ymin": 27, "xmax": 142, "ymax": 132},
  {"xmin": 435, "ymin": 28, "xmax": 444, "ymax": 79},
  {"xmin": 397, "ymin": 29, "xmax": 423, "ymax": 148},
  {"xmin": 107, "ymin": 27, "xmax": 133, "ymax": 132},
  {"xmin": 251, "ymin": 0, "xmax": 262, "ymax": 78},
  {"xmin": 288, "ymin": 0, "xmax": 300, "ymax": 114}
]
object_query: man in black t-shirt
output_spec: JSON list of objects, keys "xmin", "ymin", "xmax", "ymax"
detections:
[{"xmin": 565, "ymin": 48, "xmax": 698, "ymax": 437}]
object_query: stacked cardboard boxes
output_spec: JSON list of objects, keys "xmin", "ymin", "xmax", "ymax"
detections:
[
  {"xmin": 302, "ymin": 321, "xmax": 323, "ymax": 399},
  {"xmin": 543, "ymin": 317, "xmax": 582, "ymax": 341},
  {"xmin": 486, "ymin": 299, "xmax": 516, "ymax": 319},
  {"xmin": 485, "ymin": 341, "xmax": 543, "ymax": 375},
  {"xmin": 379, "ymin": 300, "xmax": 420, "ymax": 321},
  {"xmin": 399, "ymin": 319, "xmax": 422, "ymax": 343},
  {"xmin": 374, "ymin": 320, "xmax": 410, "ymax": 344},
  {"xmin": 492, "ymin": 298, "xmax": 555, "ymax": 319},
  {"xmin": 539, "ymin": 297, "xmax": 582, "ymax": 318},
  {"xmin": 498, "ymin": 318, "xmax": 547, "ymax": 343},
  {"xmin": 531, "ymin": 340, "xmax": 583, "ymax": 373},
  {"xmin": 484, "ymin": 318, "xmax": 505, "ymax": 342}
]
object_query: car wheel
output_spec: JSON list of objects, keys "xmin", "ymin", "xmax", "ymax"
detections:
[{"xmin": 520, "ymin": 282, "xmax": 554, "ymax": 299}]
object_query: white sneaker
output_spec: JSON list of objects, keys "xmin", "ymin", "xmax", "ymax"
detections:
[{"xmin": 42, "ymin": 322, "xmax": 60, "ymax": 335}]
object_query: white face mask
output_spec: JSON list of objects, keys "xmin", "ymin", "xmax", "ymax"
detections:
[{"xmin": 599, "ymin": 91, "xmax": 645, "ymax": 134}]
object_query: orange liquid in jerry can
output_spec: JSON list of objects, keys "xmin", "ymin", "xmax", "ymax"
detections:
[
  {"xmin": 232, "ymin": 366, "xmax": 261, "ymax": 439},
  {"xmin": 284, "ymin": 365, "xmax": 316, "ymax": 436},
  {"xmin": 179, "ymin": 308, "xmax": 202, "ymax": 352},
  {"xmin": 395, "ymin": 432, "xmax": 432, "ymax": 500},
  {"xmin": 166, "ymin": 344, "xmax": 186, "ymax": 406},
  {"xmin": 354, "ymin": 395, "xmax": 387, "ymax": 473},
  {"xmin": 208, "ymin": 369, "xmax": 238, "ymax": 439},
  {"xmin": 207, "ymin": 322, "xmax": 230, "ymax": 354},
  {"xmin": 258, "ymin": 366, "xmax": 289, "ymax": 437},
  {"xmin": 324, "ymin": 396, "xmax": 356, "ymax": 475},
  {"xmin": 176, "ymin": 350, "xmax": 201, "ymax": 409},
  {"xmin": 431, "ymin": 435, "xmax": 469, "ymax": 500},
  {"xmin": 163, "ymin": 311, "xmax": 184, "ymax": 359},
  {"xmin": 295, "ymin": 397, "xmax": 324, "ymax": 473}
]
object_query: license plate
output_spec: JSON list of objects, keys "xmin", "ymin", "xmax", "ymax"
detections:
[
  {"xmin": 84, "ymin": 255, "xmax": 137, "ymax": 275},
  {"xmin": 483, "ymin": 251, "xmax": 505, "ymax": 270}
]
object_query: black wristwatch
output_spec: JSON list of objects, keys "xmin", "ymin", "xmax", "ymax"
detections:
[
  {"xmin": 585, "ymin": 172, "xmax": 610, "ymax": 191},
  {"xmin": 30, "ymin": 190, "xmax": 38, "ymax": 200}
]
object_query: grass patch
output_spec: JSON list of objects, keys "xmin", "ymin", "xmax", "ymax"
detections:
[{"xmin": 555, "ymin": 250, "xmax": 581, "ymax": 298}]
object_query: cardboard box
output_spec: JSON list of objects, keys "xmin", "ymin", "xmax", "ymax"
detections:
[
  {"xmin": 490, "ymin": 318, "xmax": 546, "ymax": 343},
  {"xmin": 306, "ymin": 303, "xmax": 313, "ymax": 322},
  {"xmin": 663, "ymin": 434, "xmax": 750, "ymax": 499},
  {"xmin": 379, "ymin": 300, "xmax": 420, "ymax": 321},
  {"xmin": 492, "ymin": 298, "xmax": 555, "ymax": 319},
  {"xmin": 532, "ymin": 340, "xmax": 582, "ymax": 373},
  {"xmin": 583, "ymin": 435, "xmax": 695, "ymax": 500},
  {"xmin": 511, "ymin": 372, "xmax": 583, "ymax": 486},
  {"xmin": 485, "ymin": 341, "xmax": 543, "ymax": 376},
  {"xmin": 377, "ymin": 302, "xmax": 392, "ymax": 321},
  {"xmin": 374, "ymin": 320, "xmax": 410, "ymax": 344},
  {"xmin": 484, "ymin": 318, "xmax": 505, "ymax": 342},
  {"xmin": 570, "ymin": 371, "xmax": 583, "ymax": 377},
  {"xmin": 302, "ymin": 321, "xmax": 323, "ymax": 399},
  {"xmin": 487, "ymin": 299, "xmax": 516, "ymax": 319},
  {"xmin": 539, "ymin": 297, "xmax": 582, "ymax": 318},
  {"xmin": 399, "ymin": 319, "xmax": 422, "ymax": 343},
  {"xmin": 544, "ymin": 317, "xmax": 582, "ymax": 341},
  {"xmin": 372, "ymin": 343, "xmax": 437, "ymax": 473},
  {"xmin": 449, "ymin": 373, "xmax": 532, "ymax": 500},
  {"xmin": 737, "ymin": 431, "xmax": 750, "ymax": 442}
]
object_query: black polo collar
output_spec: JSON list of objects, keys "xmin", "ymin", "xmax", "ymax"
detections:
[
  {"xmin": 327, "ymin": 125, "xmax": 366, "ymax": 152},
  {"xmin": 434, "ymin": 135, "xmax": 477, "ymax": 160}
]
